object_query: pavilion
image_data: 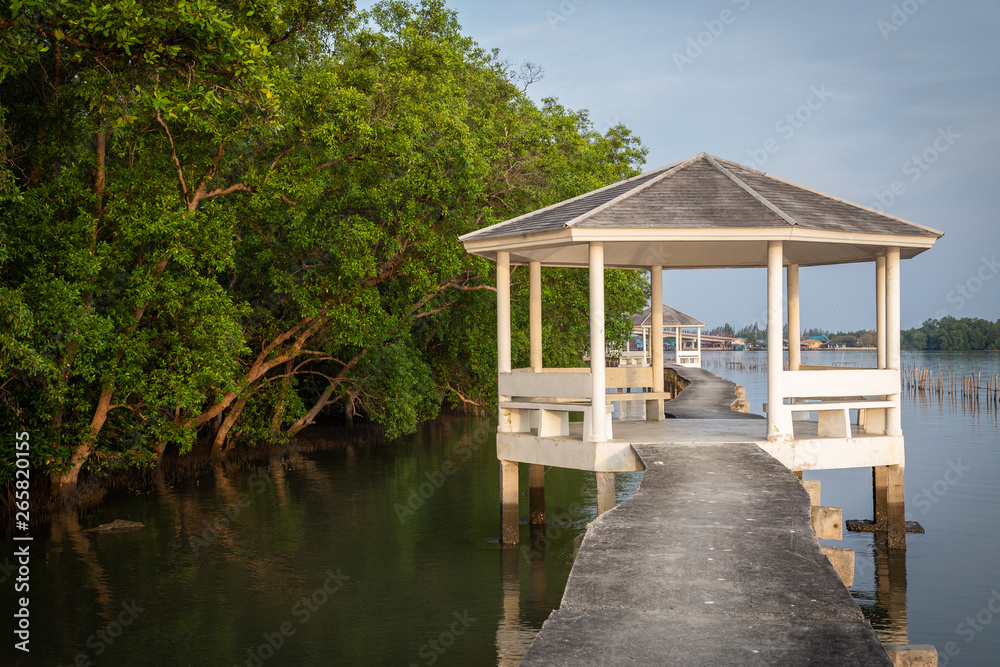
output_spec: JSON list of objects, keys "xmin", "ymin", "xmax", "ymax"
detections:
[
  {"xmin": 459, "ymin": 152, "xmax": 942, "ymax": 550},
  {"xmin": 630, "ymin": 304, "xmax": 705, "ymax": 368}
]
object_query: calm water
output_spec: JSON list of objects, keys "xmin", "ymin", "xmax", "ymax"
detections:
[
  {"xmin": 2, "ymin": 419, "xmax": 640, "ymax": 666},
  {"xmin": 707, "ymin": 349, "xmax": 1000, "ymax": 666},
  {"xmin": 4, "ymin": 351, "xmax": 997, "ymax": 665}
]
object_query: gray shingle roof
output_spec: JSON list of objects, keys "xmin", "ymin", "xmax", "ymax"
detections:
[
  {"xmin": 461, "ymin": 153, "xmax": 942, "ymax": 242},
  {"xmin": 631, "ymin": 305, "xmax": 705, "ymax": 329}
]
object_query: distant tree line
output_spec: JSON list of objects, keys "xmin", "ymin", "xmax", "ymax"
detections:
[
  {"xmin": 902, "ymin": 317, "xmax": 1000, "ymax": 351},
  {"xmin": 707, "ymin": 317, "xmax": 1000, "ymax": 350}
]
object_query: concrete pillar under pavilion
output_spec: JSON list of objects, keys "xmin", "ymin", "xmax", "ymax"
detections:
[
  {"xmin": 875, "ymin": 246, "xmax": 906, "ymax": 551},
  {"xmin": 590, "ymin": 242, "xmax": 614, "ymax": 513},
  {"xmin": 528, "ymin": 260, "xmax": 545, "ymax": 528},
  {"xmin": 497, "ymin": 252, "xmax": 519, "ymax": 546},
  {"xmin": 589, "ymin": 242, "xmax": 607, "ymax": 444}
]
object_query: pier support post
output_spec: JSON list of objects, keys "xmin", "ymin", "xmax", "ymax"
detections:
[
  {"xmin": 873, "ymin": 465, "xmax": 888, "ymax": 528},
  {"xmin": 527, "ymin": 261, "xmax": 546, "ymax": 528},
  {"xmin": 874, "ymin": 464, "xmax": 906, "ymax": 551},
  {"xmin": 596, "ymin": 472, "xmax": 615, "ymax": 515},
  {"xmin": 529, "ymin": 464, "xmax": 545, "ymax": 526},
  {"xmin": 884, "ymin": 247, "xmax": 906, "ymax": 550},
  {"xmin": 648, "ymin": 266, "xmax": 664, "ymax": 420},
  {"xmin": 500, "ymin": 460, "xmax": 519, "ymax": 546},
  {"xmin": 497, "ymin": 252, "xmax": 519, "ymax": 547},
  {"xmin": 787, "ymin": 263, "xmax": 801, "ymax": 371}
]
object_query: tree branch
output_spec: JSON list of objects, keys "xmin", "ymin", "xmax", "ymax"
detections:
[
  {"xmin": 155, "ymin": 110, "xmax": 189, "ymax": 207},
  {"xmin": 316, "ymin": 155, "xmax": 361, "ymax": 171},
  {"xmin": 442, "ymin": 382, "xmax": 484, "ymax": 409},
  {"xmin": 188, "ymin": 141, "xmax": 226, "ymax": 210}
]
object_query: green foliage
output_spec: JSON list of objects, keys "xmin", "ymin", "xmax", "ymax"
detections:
[
  {"xmin": 0, "ymin": 0, "xmax": 649, "ymax": 485},
  {"xmin": 902, "ymin": 317, "xmax": 1000, "ymax": 351}
]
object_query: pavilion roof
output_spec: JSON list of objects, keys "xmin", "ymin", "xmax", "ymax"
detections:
[
  {"xmin": 460, "ymin": 153, "xmax": 943, "ymax": 269},
  {"xmin": 631, "ymin": 305, "xmax": 705, "ymax": 329}
]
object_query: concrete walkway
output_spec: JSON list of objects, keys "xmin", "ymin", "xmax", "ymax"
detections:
[
  {"xmin": 521, "ymin": 441, "xmax": 890, "ymax": 666},
  {"xmin": 662, "ymin": 363, "xmax": 763, "ymax": 420}
]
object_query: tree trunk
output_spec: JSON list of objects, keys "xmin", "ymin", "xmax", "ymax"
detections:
[
  {"xmin": 55, "ymin": 126, "xmax": 111, "ymax": 496},
  {"xmin": 344, "ymin": 392, "xmax": 355, "ymax": 428},
  {"xmin": 53, "ymin": 384, "xmax": 113, "ymax": 497},
  {"xmin": 211, "ymin": 397, "xmax": 247, "ymax": 458},
  {"xmin": 268, "ymin": 361, "xmax": 294, "ymax": 437},
  {"xmin": 155, "ymin": 438, "xmax": 171, "ymax": 466},
  {"xmin": 285, "ymin": 382, "xmax": 339, "ymax": 438}
]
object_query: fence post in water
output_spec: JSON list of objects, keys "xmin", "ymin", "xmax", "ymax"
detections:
[{"xmin": 596, "ymin": 472, "xmax": 615, "ymax": 515}]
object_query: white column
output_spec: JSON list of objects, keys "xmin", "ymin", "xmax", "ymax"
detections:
[
  {"xmin": 876, "ymin": 253, "xmax": 887, "ymax": 370},
  {"xmin": 886, "ymin": 246, "xmax": 902, "ymax": 436},
  {"xmin": 651, "ymin": 267, "xmax": 663, "ymax": 381},
  {"xmin": 589, "ymin": 242, "xmax": 607, "ymax": 442},
  {"xmin": 648, "ymin": 267, "xmax": 665, "ymax": 420},
  {"xmin": 787, "ymin": 264, "xmax": 801, "ymax": 371},
  {"xmin": 497, "ymin": 252, "xmax": 512, "ymax": 376},
  {"xmin": 767, "ymin": 241, "xmax": 789, "ymax": 440},
  {"xmin": 696, "ymin": 327, "xmax": 702, "ymax": 366},
  {"xmin": 675, "ymin": 327, "xmax": 681, "ymax": 364},
  {"xmin": 497, "ymin": 252, "xmax": 517, "ymax": 534},
  {"xmin": 527, "ymin": 259, "xmax": 545, "ymax": 527},
  {"xmin": 529, "ymin": 260, "xmax": 542, "ymax": 372}
]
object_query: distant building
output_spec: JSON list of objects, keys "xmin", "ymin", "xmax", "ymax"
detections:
[
  {"xmin": 628, "ymin": 304, "xmax": 705, "ymax": 368},
  {"xmin": 802, "ymin": 336, "xmax": 826, "ymax": 350}
]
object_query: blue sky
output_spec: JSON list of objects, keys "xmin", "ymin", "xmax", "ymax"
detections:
[{"xmin": 364, "ymin": 0, "xmax": 1000, "ymax": 331}]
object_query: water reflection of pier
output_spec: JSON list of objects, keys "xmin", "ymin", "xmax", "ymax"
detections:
[{"xmin": 872, "ymin": 542, "xmax": 910, "ymax": 646}]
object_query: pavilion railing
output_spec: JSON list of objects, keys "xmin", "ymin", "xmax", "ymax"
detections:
[{"xmin": 778, "ymin": 368, "xmax": 900, "ymax": 437}]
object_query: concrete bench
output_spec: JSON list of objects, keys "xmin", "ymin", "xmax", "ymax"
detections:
[
  {"xmin": 501, "ymin": 399, "xmax": 614, "ymax": 440},
  {"xmin": 786, "ymin": 399, "xmax": 895, "ymax": 437}
]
